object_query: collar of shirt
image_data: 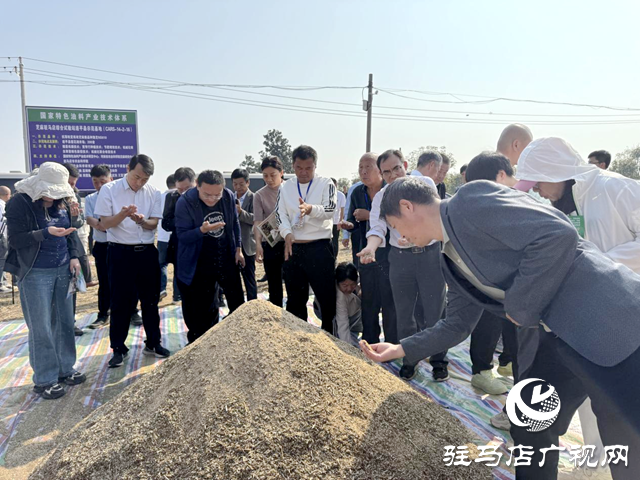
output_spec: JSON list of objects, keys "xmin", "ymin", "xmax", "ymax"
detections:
[
  {"xmin": 440, "ymin": 219, "xmax": 505, "ymax": 301},
  {"xmin": 410, "ymin": 169, "xmax": 423, "ymax": 177}
]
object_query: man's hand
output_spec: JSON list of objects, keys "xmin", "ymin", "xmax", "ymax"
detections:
[
  {"xmin": 130, "ymin": 213, "xmax": 145, "ymax": 225},
  {"xmin": 353, "ymin": 209, "xmax": 370, "ymax": 222},
  {"xmin": 255, "ymin": 243, "xmax": 264, "ymax": 264},
  {"xmin": 120, "ymin": 205, "xmax": 137, "ymax": 218},
  {"xmin": 236, "ymin": 202, "xmax": 242, "ymax": 215},
  {"xmin": 341, "ymin": 238, "xmax": 350, "ymax": 249},
  {"xmin": 69, "ymin": 201, "xmax": 80, "ymax": 217},
  {"xmin": 298, "ymin": 197, "xmax": 312, "ymax": 217},
  {"xmin": 359, "ymin": 341, "xmax": 405, "ymax": 363},
  {"xmin": 48, "ymin": 226, "xmax": 76, "ymax": 237},
  {"xmin": 236, "ymin": 249, "xmax": 245, "ymax": 267},
  {"xmin": 506, "ymin": 313, "xmax": 522, "ymax": 326},
  {"xmin": 357, "ymin": 246, "xmax": 377, "ymax": 264},
  {"xmin": 94, "ymin": 222, "xmax": 107, "ymax": 232},
  {"xmin": 284, "ymin": 233, "xmax": 294, "ymax": 261},
  {"xmin": 339, "ymin": 220, "xmax": 354, "ymax": 230},
  {"xmin": 200, "ymin": 221, "xmax": 225, "ymax": 234},
  {"xmin": 70, "ymin": 258, "xmax": 81, "ymax": 277}
]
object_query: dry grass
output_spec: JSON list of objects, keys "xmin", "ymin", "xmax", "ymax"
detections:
[{"xmin": 30, "ymin": 301, "xmax": 490, "ymax": 480}]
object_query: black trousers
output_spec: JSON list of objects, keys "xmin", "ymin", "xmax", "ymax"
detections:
[
  {"xmin": 469, "ymin": 310, "xmax": 519, "ymax": 375},
  {"xmin": 240, "ymin": 247, "xmax": 257, "ymax": 301},
  {"xmin": 360, "ymin": 260, "xmax": 398, "ymax": 344},
  {"xmin": 350, "ymin": 234, "xmax": 361, "ymax": 268},
  {"xmin": 283, "ymin": 239, "xmax": 336, "ymax": 334},
  {"xmin": 92, "ymin": 241, "xmax": 111, "ymax": 317},
  {"xmin": 331, "ymin": 225, "xmax": 340, "ymax": 262},
  {"xmin": 263, "ymin": 241, "xmax": 285, "ymax": 307},
  {"xmin": 512, "ymin": 328, "xmax": 640, "ymax": 480},
  {"xmin": 108, "ymin": 244, "xmax": 161, "ymax": 354},
  {"xmin": 178, "ymin": 255, "xmax": 244, "ymax": 344}
]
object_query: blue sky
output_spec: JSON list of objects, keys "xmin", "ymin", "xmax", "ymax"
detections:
[{"xmin": 2, "ymin": 0, "xmax": 639, "ymax": 189}]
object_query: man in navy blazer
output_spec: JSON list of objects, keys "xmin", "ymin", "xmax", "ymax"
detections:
[
  {"xmin": 361, "ymin": 177, "xmax": 640, "ymax": 480},
  {"xmin": 175, "ymin": 169, "xmax": 245, "ymax": 343}
]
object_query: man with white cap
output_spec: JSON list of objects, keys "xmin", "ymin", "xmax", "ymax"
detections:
[{"xmin": 515, "ymin": 136, "xmax": 640, "ymax": 468}]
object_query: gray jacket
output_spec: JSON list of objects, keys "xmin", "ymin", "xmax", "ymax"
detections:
[
  {"xmin": 237, "ymin": 191, "xmax": 256, "ymax": 256},
  {"xmin": 401, "ymin": 180, "xmax": 640, "ymax": 368}
]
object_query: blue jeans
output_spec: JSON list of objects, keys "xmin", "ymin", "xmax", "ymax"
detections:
[
  {"xmin": 158, "ymin": 241, "xmax": 180, "ymax": 300},
  {"xmin": 19, "ymin": 265, "xmax": 77, "ymax": 387}
]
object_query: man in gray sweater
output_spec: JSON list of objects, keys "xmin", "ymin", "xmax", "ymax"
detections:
[{"xmin": 361, "ymin": 177, "xmax": 640, "ymax": 480}]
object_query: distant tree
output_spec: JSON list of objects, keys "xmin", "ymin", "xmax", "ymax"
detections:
[
  {"xmin": 610, "ymin": 146, "xmax": 640, "ymax": 180},
  {"xmin": 350, "ymin": 172, "xmax": 361, "ymax": 185},
  {"xmin": 239, "ymin": 154, "xmax": 261, "ymax": 173},
  {"xmin": 259, "ymin": 129, "xmax": 293, "ymax": 173},
  {"xmin": 445, "ymin": 173, "xmax": 464, "ymax": 193},
  {"xmin": 337, "ymin": 178, "xmax": 351, "ymax": 192},
  {"xmin": 406, "ymin": 146, "xmax": 457, "ymax": 172}
]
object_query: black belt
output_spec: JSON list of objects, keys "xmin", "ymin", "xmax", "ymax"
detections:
[
  {"xmin": 108, "ymin": 242, "xmax": 151, "ymax": 252},
  {"xmin": 392, "ymin": 243, "xmax": 439, "ymax": 254}
]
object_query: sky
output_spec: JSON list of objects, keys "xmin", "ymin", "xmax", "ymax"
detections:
[{"xmin": 1, "ymin": 0, "xmax": 640, "ymax": 190}]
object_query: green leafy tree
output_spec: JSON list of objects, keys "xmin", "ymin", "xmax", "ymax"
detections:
[
  {"xmin": 239, "ymin": 154, "xmax": 261, "ymax": 173},
  {"xmin": 406, "ymin": 146, "xmax": 457, "ymax": 172},
  {"xmin": 259, "ymin": 129, "xmax": 293, "ymax": 173},
  {"xmin": 610, "ymin": 146, "xmax": 640, "ymax": 180},
  {"xmin": 337, "ymin": 177, "xmax": 351, "ymax": 192}
]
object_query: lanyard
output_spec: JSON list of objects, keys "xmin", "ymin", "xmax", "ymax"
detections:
[
  {"xmin": 363, "ymin": 189, "xmax": 371, "ymax": 210},
  {"xmin": 297, "ymin": 179, "xmax": 313, "ymax": 202}
]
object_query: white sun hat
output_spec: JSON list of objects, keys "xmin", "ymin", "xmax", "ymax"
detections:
[{"xmin": 14, "ymin": 162, "xmax": 76, "ymax": 201}]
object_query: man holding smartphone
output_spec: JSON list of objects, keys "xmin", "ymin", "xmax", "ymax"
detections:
[{"xmin": 174, "ymin": 170, "xmax": 245, "ymax": 343}]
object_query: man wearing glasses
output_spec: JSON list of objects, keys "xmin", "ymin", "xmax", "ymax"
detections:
[
  {"xmin": 358, "ymin": 150, "xmax": 448, "ymax": 382},
  {"xmin": 174, "ymin": 170, "xmax": 245, "ymax": 343}
]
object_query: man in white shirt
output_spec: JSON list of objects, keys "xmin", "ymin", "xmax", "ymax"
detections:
[
  {"xmin": 276, "ymin": 145, "xmax": 337, "ymax": 333},
  {"xmin": 0, "ymin": 186, "xmax": 11, "ymax": 293},
  {"xmin": 359, "ymin": 149, "xmax": 447, "ymax": 382},
  {"xmin": 410, "ymin": 151, "xmax": 442, "ymax": 181},
  {"xmin": 331, "ymin": 178, "xmax": 346, "ymax": 262},
  {"xmin": 157, "ymin": 174, "xmax": 176, "ymax": 301},
  {"xmin": 94, "ymin": 154, "xmax": 170, "ymax": 368}
]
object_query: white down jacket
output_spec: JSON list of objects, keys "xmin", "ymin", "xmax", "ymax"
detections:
[{"xmin": 518, "ymin": 137, "xmax": 640, "ymax": 274}]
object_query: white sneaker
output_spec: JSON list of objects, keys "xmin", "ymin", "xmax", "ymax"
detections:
[
  {"xmin": 471, "ymin": 370, "xmax": 509, "ymax": 395},
  {"xmin": 0, "ymin": 285, "xmax": 11, "ymax": 294},
  {"xmin": 490, "ymin": 411, "xmax": 511, "ymax": 431}
]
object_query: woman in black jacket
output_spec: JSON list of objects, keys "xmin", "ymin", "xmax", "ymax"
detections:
[{"xmin": 5, "ymin": 162, "xmax": 87, "ymax": 400}]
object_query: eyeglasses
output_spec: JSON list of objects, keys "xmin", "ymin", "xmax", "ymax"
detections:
[{"xmin": 382, "ymin": 165, "xmax": 404, "ymax": 177}]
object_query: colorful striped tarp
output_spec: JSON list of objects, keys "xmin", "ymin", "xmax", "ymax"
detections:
[{"xmin": 0, "ymin": 296, "xmax": 605, "ymax": 479}]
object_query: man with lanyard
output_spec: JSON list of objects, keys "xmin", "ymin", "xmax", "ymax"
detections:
[
  {"xmin": 276, "ymin": 145, "xmax": 337, "ymax": 333},
  {"xmin": 362, "ymin": 176, "xmax": 640, "ymax": 480},
  {"xmin": 358, "ymin": 150, "xmax": 447, "ymax": 382},
  {"xmin": 94, "ymin": 154, "xmax": 170, "ymax": 368},
  {"xmin": 342, "ymin": 153, "xmax": 397, "ymax": 345},
  {"xmin": 341, "ymin": 180, "xmax": 363, "ymax": 266}
]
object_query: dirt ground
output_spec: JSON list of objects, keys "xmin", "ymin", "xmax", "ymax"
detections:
[{"xmin": 0, "ymin": 244, "xmax": 354, "ymax": 322}]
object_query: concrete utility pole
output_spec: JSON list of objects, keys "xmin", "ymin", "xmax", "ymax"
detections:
[
  {"xmin": 19, "ymin": 57, "xmax": 30, "ymax": 172},
  {"xmin": 364, "ymin": 73, "xmax": 373, "ymax": 152}
]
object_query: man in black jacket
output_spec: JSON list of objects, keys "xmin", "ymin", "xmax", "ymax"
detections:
[{"xmin": 162, "ymin": 167, "xmax": 196, "ymax": 304}]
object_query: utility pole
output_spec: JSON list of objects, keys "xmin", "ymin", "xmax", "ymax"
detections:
[
  {"xmin": 364, "ymin": 73, "xmax": 373, "ymax": 152},
  {"xmin": 19, "ymin": 57, "xmax": 30, "ymax": 172}
]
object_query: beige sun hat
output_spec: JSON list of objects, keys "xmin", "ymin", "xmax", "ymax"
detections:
[{"xmin": 14, "ymin": 162, "xmax": 76, "ymax": 201}]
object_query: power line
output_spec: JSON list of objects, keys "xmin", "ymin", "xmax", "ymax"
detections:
[
  {"xmin": 14, "ymin": 57, "xmax": 640, "ymax": 118},
  {"xmin": 19, "ymin": 69, "xmax": 640, "ymax": 125}
]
